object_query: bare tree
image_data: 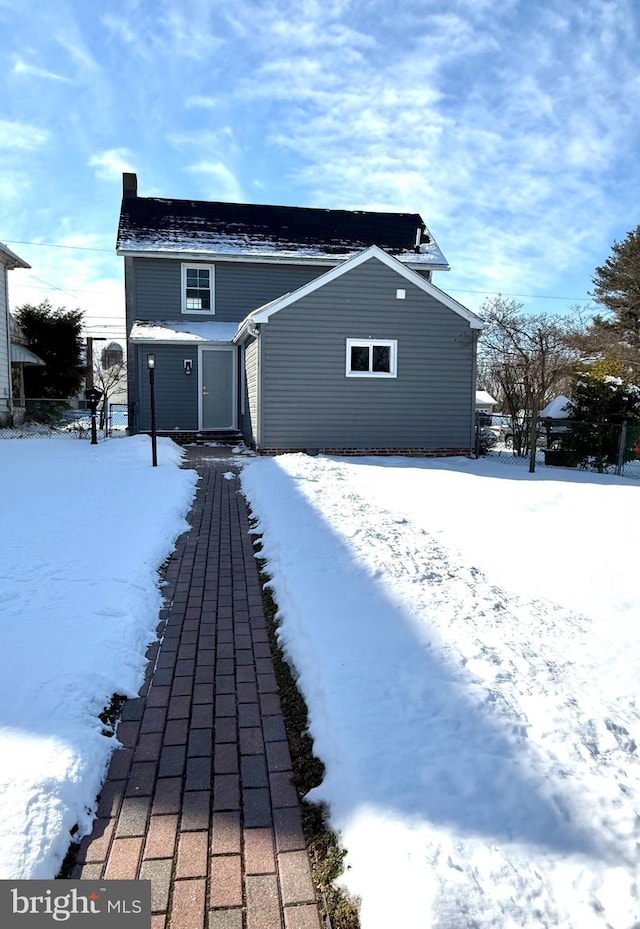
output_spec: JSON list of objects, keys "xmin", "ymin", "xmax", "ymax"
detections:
[
  {"xmin": 93, "ymin": 350, "xmax": 127, "ymax": 431},
  {"xmin": 479, "ymin": 297, "xmax": 577, "ymax": 468}
]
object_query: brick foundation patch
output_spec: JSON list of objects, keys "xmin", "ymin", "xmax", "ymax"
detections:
[{"xmin": 258, "ymin": 447, "xmax": 472, "ymax": 458}]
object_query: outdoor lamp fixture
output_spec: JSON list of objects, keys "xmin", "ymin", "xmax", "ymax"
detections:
[
  {"xmin": 84, "ymin": 386, "xmax": 103, "ymax": 447},
  {"xmin": 147, "ymin": 353, "xmax": 157, "ymax": 467}
]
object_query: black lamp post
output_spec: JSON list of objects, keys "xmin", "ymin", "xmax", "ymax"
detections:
[
  {"xmin": 85, "ymin": 386, "xmax": 103, "ymax": 445},
  {"xmin": 147, "ymin": 353, "xmax": 157, "ymax": 467}
]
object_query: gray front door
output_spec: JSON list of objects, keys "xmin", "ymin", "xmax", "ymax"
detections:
[{"xmin": 199, "ymin": 347, "xmax": 236, "ymax": 429}]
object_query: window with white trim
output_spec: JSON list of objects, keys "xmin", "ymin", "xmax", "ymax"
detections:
[
  {"xmin": 182, "ymin": 263, "xmax": 214, "ymax": 314},
  {"xmin": 346, "ymin": 339, "xmax": 397, "ymax": 378}
]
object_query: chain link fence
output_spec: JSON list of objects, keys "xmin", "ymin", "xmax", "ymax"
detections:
[
  {"xmin": 477, "ymin": 415, "xmax": 640, "ymax": 480},
  {"xmin": 0, "ymin": 399, "xmax": 128, "ymax": 440}
]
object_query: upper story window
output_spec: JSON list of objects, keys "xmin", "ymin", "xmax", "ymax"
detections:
[
  {"xmin": 182, "ymin": 263, "xmax": 215, "ymax": 314},
  {"xmin": 346, "ymin": 338, "xmax": 397, "ymax": 378}
]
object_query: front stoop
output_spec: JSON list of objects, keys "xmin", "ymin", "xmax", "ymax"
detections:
[
  {"xmin": 144, "ymin": 430, "xmax": 245, "ymax": 447},
  {"xmin": 73, "ymin": 462, "xmax": 321, "ymax": 929}
]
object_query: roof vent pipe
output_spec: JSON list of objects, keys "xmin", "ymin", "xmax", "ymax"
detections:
[{"xmin": 414, "ymin": 226, "xmax": 422, "ymax": 253}]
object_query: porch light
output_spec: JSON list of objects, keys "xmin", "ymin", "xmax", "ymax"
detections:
[{"xmin": 147, "ymin": 353, "xmax": 156, "ymax": 369}]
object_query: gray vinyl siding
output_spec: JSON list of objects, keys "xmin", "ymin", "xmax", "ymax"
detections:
[
  {"xmin": 130, "ymin": 258, "xmax": 330, "ymax": 324},
  {"xmin": 240, "ymin": 337, "xmax": 259, "ymax": 444},
  {"xmin": 0, "ymin": 267, "xmax": 10, "ymax": 423},
  {"xmin": 260, "ymin": 258, "xmax": 475, "ymax": 449},
  {"xmin": 124, "ymin": 257, "xmax": 139, "ymax": 430},
  {"xmin": 136, "ymin": 343, "xmax": 200, "ymax": 432}
]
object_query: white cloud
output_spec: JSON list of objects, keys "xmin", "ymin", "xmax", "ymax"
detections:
[
  {"xmin": 0, "ymin": 120, "xmax": 49, "ymax": 151},
  {"xmin": 101, "ymin": 14, "xmax": 136, "ymax": 44},
  {"xmin": 9, "ymin": 242, "xmax": 125, "ymax": 338},
  {"xmin": 54, "ymin": 25, "xmax": 99, "ymax": 73},
  {"xmin": 89, "ymin": 148, "xmax": 135, "ymax": 181},
  {"xmin": 186, "ymin": 160, "xmax": 243, "ymax": 202},
  {"xmin": 156, "ymin": 7, "xmax": 223, "ymax": 60},
  {"xmin": 12, "ymin": 56, "xmax": 70, "ymax": 82},
  {"xmin": 219, "ymin": 0, "xmax": 639, "ymax": 307},
  {"xmin": 168, "ymin": 128, "xmax": 235, "ymax": 148},
  {"xmin": 185, "ymin": 96, "xmax": 220, "ymax": 108},
  {"xmin": 1, "ymin": 0, "xmax": 638, "ymax": 324},
  {"xmin": 0, "ymin": 170, "xmax": 32, "ymax": 206}
]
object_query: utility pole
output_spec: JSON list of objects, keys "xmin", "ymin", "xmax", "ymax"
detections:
[
  {"xmin": 85, "ymin": 336, "xmax": 106, "ymax": 392},
  {"xmin": 86, "ymin": 337, "xmax": 95, "ymax": 390}
]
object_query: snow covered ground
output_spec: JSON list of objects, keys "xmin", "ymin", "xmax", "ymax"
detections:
[
  {"xmin": 0, "ymin": 436, "xmax": 196, "ymax": 879},
  {"xmin": 240, "ymin": 455, "xmax": 640, "ymax": 929}
]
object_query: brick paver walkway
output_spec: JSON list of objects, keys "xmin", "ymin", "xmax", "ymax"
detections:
[{"xmin": 74, "ymin": 453, "xmax": 322, "ymax": 929}]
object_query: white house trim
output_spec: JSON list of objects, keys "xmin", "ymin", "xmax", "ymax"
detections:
[
  {"xmin": 115, "ymin": 248, "xmax": 450, "ymax": 273},
  {"xmin": 181, "ymin": 262, "xmax": 215, "ymax": 315},
  {"xmin": 345, "ymin": 338, "xmax": 398, "ymax": 378},
  {"xmin": 0, "ymin": 243, "xmax": 30, "ymax": 270},
  {"xmin": 235, "ymin": 245, "xmax": 483, "ymax": 330}
]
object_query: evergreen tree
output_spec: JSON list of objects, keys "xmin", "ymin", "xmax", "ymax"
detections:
[
  {"xmin": 578, "ymin": 226, "xmax": 640, "ymax": 378},
  {"xmin": 567, "ymin": 370, "xmax": 640, "ymax": 472},
  {"xmin": 15, "ymin": 300, "xmax": 85, "ymax": 398}
]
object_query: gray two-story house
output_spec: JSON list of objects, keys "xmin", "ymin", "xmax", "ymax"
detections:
[{"xmin": 118, "ymin": 173, "xmax": 483, "ymax": 455}]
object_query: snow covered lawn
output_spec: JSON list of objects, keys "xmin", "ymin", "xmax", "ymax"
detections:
[
  {"xmin": 0, "ymin": 436, "xmax": 196, "ymax": 879},
  {"xmin": 241, "ymin": 455, "xmax": 640, "ymax": 929}
]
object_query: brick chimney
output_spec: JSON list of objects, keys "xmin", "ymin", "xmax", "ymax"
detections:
[{"xmin": 122, "ymin": 172, "xmax": 138, "ymax": 200}]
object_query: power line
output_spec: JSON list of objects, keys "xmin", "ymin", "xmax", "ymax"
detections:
[
  {"xmin": 4, "ymin": 238, "xmax": 113, "ymax": 254},
  {"xmin": 84, "ymin": 323, "xmax": 126, "ymax": 330},
  {"xmin": 16, "ymin": 275, "xmax": 593, "ymax": 306},
  {"xmin": 13, "ymin": 281, "xmax": 122, "ymax": 298},
  {"xmin": 6, "ymin": 237, "xmax": 594, "ymax": 303},
  {"xmin": 447, "ymin": 288, "xmax": 592, "ymax": 303}
]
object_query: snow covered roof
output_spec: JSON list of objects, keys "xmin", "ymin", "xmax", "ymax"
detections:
[
  {"xmin": 117, "ymin": 175, "xmax": 449, "ymax": 269},
  {"xmin": 476, "ymin": 390, "xmax": 497, "ymax": 406},
  {"xmin": 129, "ymin": 321, "xmax": 239, "ymax": 343},
  {"xmin": 539, "ymin": 395, "xmax": 573, "ymax": 418}
]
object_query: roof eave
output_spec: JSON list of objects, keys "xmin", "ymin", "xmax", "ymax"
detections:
[
  {"xmin": 405, "ymin": 260, "xmax": 450, "ymax": 272},
  {"xmin": 116, "ymin": 247, "xmax": 450, "ymax": 271},
  {"xmin": 116, "ymin": 248, "xmax": 341, "ymax": 266},
  {"xmin": 0, "ymin": 243, "xmax": 30, "ymax": 270}
]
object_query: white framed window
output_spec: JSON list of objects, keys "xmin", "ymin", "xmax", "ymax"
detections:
[
  {"xmin": 181, "ymin": 263, "xmax": 215, "ymax": 314},
  {"xmin": 346, "ymin": 339, "xmax": 397, "ymax": 378}
]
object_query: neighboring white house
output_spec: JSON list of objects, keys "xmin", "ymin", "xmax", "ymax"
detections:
[
  {"xmin": 475, "ymin": 390, "xmax": 497, "ymax": 414},
  {"xmin": 10, "ymin": 314, "xmax": 45, "ymax": 424},
  {"xmin": 0, "ymin": 243, "xmax": 30, "ymax": 427}
]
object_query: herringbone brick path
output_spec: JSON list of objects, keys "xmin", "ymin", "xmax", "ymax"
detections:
[{"xmin": 74, "ymin": 454, "xmax": 321, "ymax": 929}]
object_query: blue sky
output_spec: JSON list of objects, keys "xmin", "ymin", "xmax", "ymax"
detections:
[{"xmin": 1, "ymin": 0, "xmax": 639, "ymax": 341}]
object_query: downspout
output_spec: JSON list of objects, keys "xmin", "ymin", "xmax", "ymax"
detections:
[
  {"xmin": 471, "ymin": 329, "xmax": 480, "ymax": 456},
  {"xmin": 3, "ymin": 268, "xmax": 14, "ymax": 424},
  {"xmin": 255, "ymin": 324, "xmax": 263, "ymax": 450}
]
